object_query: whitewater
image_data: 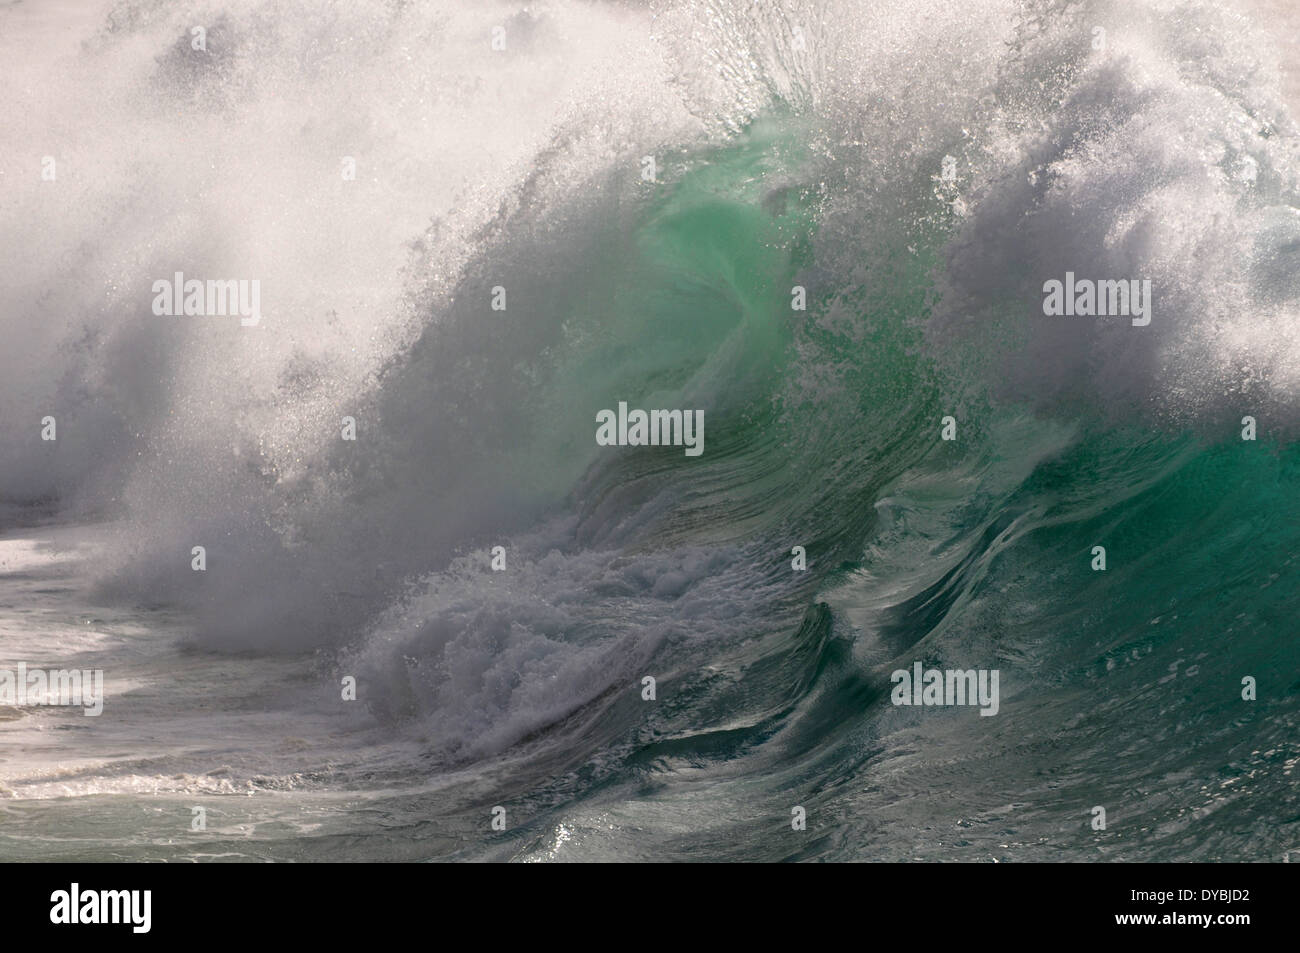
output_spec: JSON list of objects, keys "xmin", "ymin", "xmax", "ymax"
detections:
[{"xmin": 2, "ymin": 0, "xmax": 1299, "ymax": 862}]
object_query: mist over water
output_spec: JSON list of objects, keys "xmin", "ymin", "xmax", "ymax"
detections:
[{"xmin": 2, "ymin": 0, "xmax": 1299, "ymax": 861}]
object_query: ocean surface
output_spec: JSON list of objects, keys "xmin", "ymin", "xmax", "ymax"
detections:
[{"xmin": 2, "ymin": 0, "xmax": 1299, "ymax": 862}]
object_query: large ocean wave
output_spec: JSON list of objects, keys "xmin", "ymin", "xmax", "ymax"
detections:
[{"xmin": 3, "ymin": 0, "xmax": 1299, "ymax": 860}]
